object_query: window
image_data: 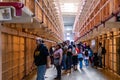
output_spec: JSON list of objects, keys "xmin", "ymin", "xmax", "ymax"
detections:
[{"xmin": 67, "ymin": 37, "xmax": 70, "ymax": 40}]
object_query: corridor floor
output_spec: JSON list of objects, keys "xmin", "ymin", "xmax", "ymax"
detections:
[{"xmin": 26, "ymin": 66, "xmax": 120, "ymax": 80}]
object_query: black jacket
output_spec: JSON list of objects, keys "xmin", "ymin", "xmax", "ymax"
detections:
[{"xmin": 34, "ymin": 44, "xmax": 49, "ymax": 66}]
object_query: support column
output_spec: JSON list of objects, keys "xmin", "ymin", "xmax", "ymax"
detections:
[{"xmin": 0, "ymin": 23, "xmax": 2, "ymax": 80}]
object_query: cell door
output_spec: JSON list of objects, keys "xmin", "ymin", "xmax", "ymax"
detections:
[
  {"xmin": 105, "ymin": 39, "xmax": 109, "ymax": 68},
  {"xmin": 116, "ymin": 37, "xmax": 120, "ymax": 75}
]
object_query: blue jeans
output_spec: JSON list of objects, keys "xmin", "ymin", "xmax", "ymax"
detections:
[
  {"xmin": 84, "ymin": 59, "xmax": 89, "ymax": 66},
  {"xmin": 62, "ymin": 54, "xmax": 67, "ymax": 70},
  {"xmin": 79, "ymin": 60, "xmax": 83, "ymax": 69},
  {"xmin": 37, "ymin": 65, "xmax": 46, "ymax": 80}
]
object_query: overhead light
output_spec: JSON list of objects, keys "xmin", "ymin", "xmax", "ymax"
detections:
[{"xmin": 67, "ymin": 33, "xmax": 70, "ymax": 35}]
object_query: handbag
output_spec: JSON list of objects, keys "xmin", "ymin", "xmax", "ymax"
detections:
[{"xmin": 54, "ymin": 58, "xmax": 59, "ymax": 66}]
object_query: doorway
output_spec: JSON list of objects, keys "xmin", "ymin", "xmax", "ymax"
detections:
[{"xmin": 116, "ymin": 37, "xmax": 120, "ymax": 75}]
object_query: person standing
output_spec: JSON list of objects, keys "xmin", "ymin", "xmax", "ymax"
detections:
[
  {"xmin": 98, "ymin": 42, "xmax": 103, "ymax": 68},
  {"xmin": 53, "ymin": 44, "xmax": 63, "ymax": 80},
  {"xmin": 93, "ymin": 52, "xmax": 99, "ymax": 68},
  {"xmin": 62, "ymin": 42, "xmax": 68, "ymax": 73},
  {"xmin": 84, "ymin": 50, "xmax": 89, "ymax": 67},
  {"xmin": 66, "ymin": 41, "xmax": 73, "ymax": 73},
  {"xmin": 32, "ymin": 38, "xmax": 50, "ymax": 80},
  {"xmin": 72, "ymin": 45, "xmax": 78, "ymax": 71},
  {"xmin": 78, "ymin": 53, "xmax": 83, "ymax": 69},
  {"xmin": 77, "ymin": 46, "xmax": 83, "ymax": 69},
  {"xmin": 49, "ymin": 46, "xmax": 55, "ymax": 65},
  {"xmin": 87, "ymin": 46, "xmax": 93, "ymax": 66}
]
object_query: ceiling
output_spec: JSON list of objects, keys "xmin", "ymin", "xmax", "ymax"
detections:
[
  {"xmin": 53, "ymin": 0, "xmax": 98, "ymax": 41},
  {"xmin": 59, "ymin": 0, "xmax": 82, "ymax": 41},
  {"xmin": 53, "ymin": 0, "xmax": 85, "ymax": 41},
  {"xmin": 59, "ymin": 0, "xmax": 80, "ymax": 15},
  {"xmin": 63, "ymin": 15, "xmax": 75, "ymax": 26}
]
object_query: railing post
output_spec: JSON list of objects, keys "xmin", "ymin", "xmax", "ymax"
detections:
[{"xmin": 0, "ymin": 23, "xmax": 2, "ymax": 80}]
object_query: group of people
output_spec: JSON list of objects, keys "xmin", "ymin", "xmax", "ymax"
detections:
[{"xmin": 32, "ymin": 38, "xmax": 106, "ymax": 80}]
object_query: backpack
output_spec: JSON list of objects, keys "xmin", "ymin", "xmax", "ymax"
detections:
[
  {"xmin": 88, "ymin": 49, "xmax": 93, "ymax": 57},
  {"xmin": 102, "ymin": 47, "xmax": 106, "ymax": 55}
]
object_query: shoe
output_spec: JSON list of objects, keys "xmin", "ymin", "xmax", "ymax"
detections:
[
  {"xmin": 67, "ymin": 70, "xmax": 71, "ymax": 73},
  {"xmin": 54, "ymin": 77, "xmax": 61, "ymax": 80},
  {"xmin": 54, "ymin": 77, "xmax": 58, "ymax": 79},
  {"xmin": 74, "ymin": 68, "xmax": 78, "ymax": 71},
  {"xmin": 62, "ymin": 70, "xmax": 67, "ymax": 74},
  {"xmin": 97, "ymin": 67, "xmax": 103, "ymax": 70},
  {"xmin": 45, "ymin": 76, "xmax": 48, "ymax": 78}
]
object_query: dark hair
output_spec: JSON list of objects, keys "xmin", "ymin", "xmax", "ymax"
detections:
[
  {"xmin": 87, "ymin": 45, "xmax": 90, "ymax": 49},
  {"xmin": 85, "ymin": 50, "xmax": 88, "ymax": 56},
  {"xmin": 42, "ymin": 40, "xmax": 44, "ymax": 43},
  {"xmin": 99, "ymin": 42, "xmax": 102, "ymax": 46},
  {"xmin": 57, "ymin": 44, "xmax": 62, "ymax": 49},
  {"xmin": 63, "ymin": 41, "xmax": 67, "ymax": 45},
  {"xmin": 73, "ymin": 45, "xmax": 76, "ymax": 47},
  {"xmin": 71, "ymin": 41, "xmax": 74, "ymax": 45}
]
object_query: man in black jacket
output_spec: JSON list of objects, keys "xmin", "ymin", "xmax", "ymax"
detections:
[{"xmin": 32, "ymin": 38, "xmax": 50, "ymax": 80}]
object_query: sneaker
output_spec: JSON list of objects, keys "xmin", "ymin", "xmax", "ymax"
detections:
[
  {"xmin": 67, "ymin": 70, "xmax": 71, "ymax": 73},
  {"xmin": 62, "ymin": 70, "xmax": 67, "ymax": 74},
  {"xmin": 97, "ymin": 67, "xmax": 103, "ymax": 70}
]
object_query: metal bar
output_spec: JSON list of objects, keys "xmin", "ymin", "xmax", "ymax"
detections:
[
  {"xmin": 42, "ymin": 0, "xmax": 60, "ymax": 38},
  {"xmin": 79, "ymin": 0, "xmax": 111, "ymax": 32},
  {"xmin": 79, "ymin": 0, "xmax": 114, "ymax": 39},
  {"xmin": 35, "ymin": 0, "xmax": 59, "ymax": 34},
  {"xmin": 80, "ymin": 0, "xmax": 98, "ymax": 31},
  {"xmin": 0, "ymin": 23, "xmax": 2, "ymax": 80},
  {"xmin": 0, "ymin": 26, "xmax": 37, "ymax": 39}
]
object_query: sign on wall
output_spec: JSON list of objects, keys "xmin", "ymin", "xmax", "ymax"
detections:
[{"xmin": 0, "ymin": 8, "xmax": 12, "ymax": 21}]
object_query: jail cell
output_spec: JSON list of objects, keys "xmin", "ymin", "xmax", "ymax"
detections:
[{"xmin": 2, "ymin": 34, "xmax": 25, "ymax": 80}]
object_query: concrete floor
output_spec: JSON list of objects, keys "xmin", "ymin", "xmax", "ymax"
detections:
[{"xmin": 25, "ymin": 65, "xmax": 120, "ymax": 80}]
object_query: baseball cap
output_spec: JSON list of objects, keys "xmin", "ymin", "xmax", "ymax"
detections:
[{"xmin": 36, "ymin": 37, "xmax": 42, "ymax": 41}]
